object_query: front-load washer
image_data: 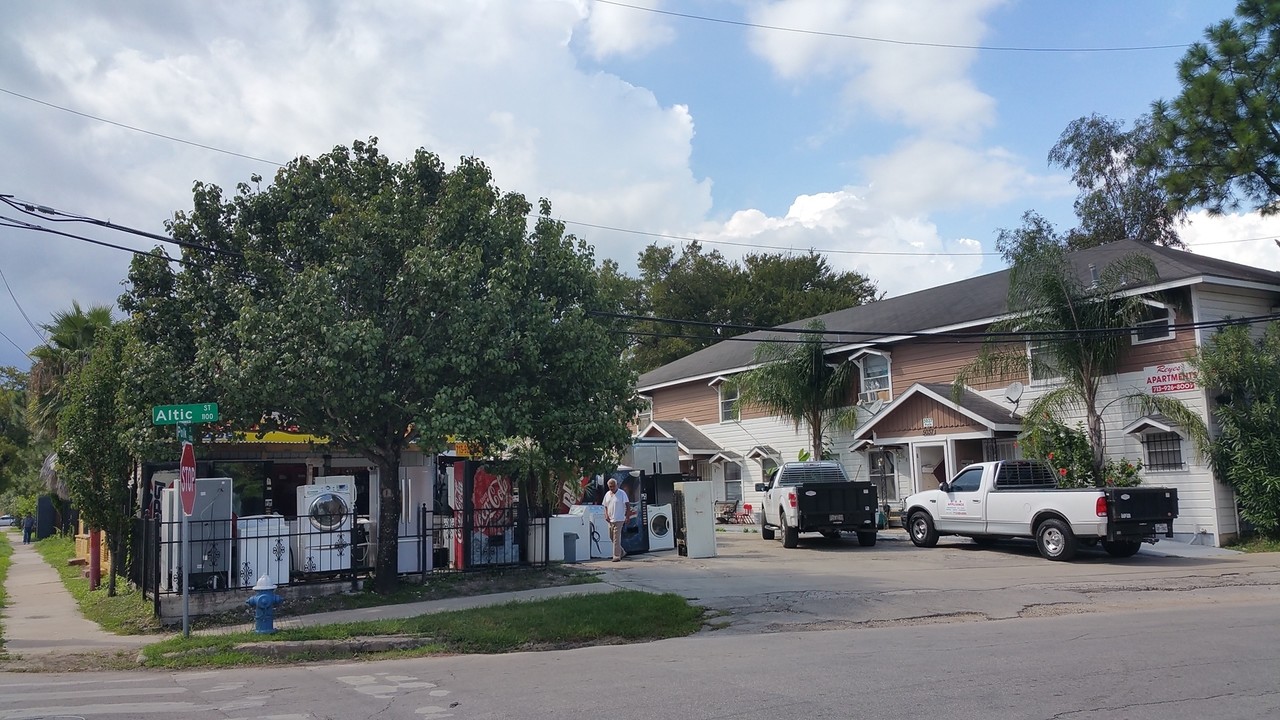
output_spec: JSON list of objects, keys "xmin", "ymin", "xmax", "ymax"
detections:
[
  {"xmin": 292, "ymin": 479, "xmax": 355, "ymax": 573},
  {"xmin": 647, "ymin": 504, "xmax": 674, "ymax": 551}
]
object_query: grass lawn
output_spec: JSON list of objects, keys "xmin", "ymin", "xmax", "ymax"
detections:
[
  {"xmin": 143, "ymin": 590, "xmax": 705, "ymax": 668},
  {"xmin": 33, "ymin": 535, "xmax": 164, "ymax": 635},
  {"xmin": 1226, "ymin": 535, "xmax": 1280, "ymax": 553},
  {"xmin": 0, "ymin": 531, "xmax": 12, "ymax": 651}
]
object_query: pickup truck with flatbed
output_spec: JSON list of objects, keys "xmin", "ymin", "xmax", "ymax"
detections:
[
  {"xmin": 756, "ymin": 461, "xmax": 879, "ymax": 548},
  {"xmin": 901, "ymin": 460, "xmax": 1177, "ymax": 561}
]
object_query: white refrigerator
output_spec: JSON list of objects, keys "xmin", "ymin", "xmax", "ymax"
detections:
[{"xmin": 673, "ymin": 480, "xmax": 716, "ymax": 558}]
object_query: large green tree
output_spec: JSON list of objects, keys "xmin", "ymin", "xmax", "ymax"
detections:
[
  {"xmin": 727, "ymin": 321, "xmax": 858, "ymax": 462},
  {"xmin": 0, "ymin": 367, "xmax": 36, "ymax": 496},
  {"xmin": 57, "ymin": 323, "xmax": 134, "ymax": 596},
  {"xmin": 1151, "ymin": 0, "xmax": 1280, "ymax": 214},
  {"xmin": 630, "ymin": 243, "xmax": 879, "ymax": 372},
  {"xmin": 1194, "ymin": 321, "xmax": 1280, "ymax": 537},
  {"xmin": 1049, "ymin": 114, "xmax": 1185, "ymax": 249},
  {"xmin": 125, "ymin": 139, "xmax": 636, "ymax": 592},
  {"xmin": 958, "ymin": 223, "xmax": 1207, "ymax": 485}
]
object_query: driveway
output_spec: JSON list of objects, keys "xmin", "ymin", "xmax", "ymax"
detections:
[{"xmin": 593, "ymin": 530, "xmax": 1280, "ymax": 634}]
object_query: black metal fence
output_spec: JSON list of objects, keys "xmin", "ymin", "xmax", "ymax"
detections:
[{"xmin": 133, "ymin": 503, "xmax": 550, "ymax": 608}]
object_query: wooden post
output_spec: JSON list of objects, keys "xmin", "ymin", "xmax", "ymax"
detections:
[{"xmin": 89, "ymin": 529, "xmax": 101, "ymax": 590}]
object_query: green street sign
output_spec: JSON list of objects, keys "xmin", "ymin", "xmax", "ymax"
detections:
[{"xmin": 152, "ymin": 403, "xmax": 220, "ymax": 426}]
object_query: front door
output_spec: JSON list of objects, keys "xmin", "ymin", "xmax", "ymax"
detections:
[{"xmin": 934, "ymin": 465, "xmax": 986, "ymax": 534}]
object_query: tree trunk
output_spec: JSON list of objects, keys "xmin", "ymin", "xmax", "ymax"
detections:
[
  {"xmin": 372, "ymin": 451, "xmax": 403, "ymax": 594},
  {"xmin": 811, "ymin": 414, "xmax": 823, "ymax": 462},
  {"xmin": 107, "ymin": 525, "xmax": 120, "ymax": 597},
  {"xmin": 1086, "ymin": 407, "xmax": 1106, "ymax": 487}
]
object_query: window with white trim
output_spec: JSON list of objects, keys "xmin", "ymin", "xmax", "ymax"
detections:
[
  {"xmin": 1132, "ymin": 303, "xmax": 1174, "ymax": 344},
  {"xmin": 1027, "ymin": 341, "xmax": 1061, "ymax": 384},
  {"xmin": 719, "ymin": 384, "xmax": 739, "ymax": 422},
  {"xmin": 861, "ymin": 354, "xmax": 890, "ymax": 392},
  {"xmin": 723, "ymin": 463, "xmax": 742, "ymax": 502},
  {"xmin": 1141, "ymin": 431, "xmax": 1184, "ymax": 471},
  {"xmin": 636, "ymin": 397, "xmax": 652, "ymax": 428}
]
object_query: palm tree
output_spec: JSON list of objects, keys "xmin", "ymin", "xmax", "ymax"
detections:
[
  {"xmin": 954, "ymin": 240, "xmax": 1206, "ymax": 485},
  {"xmin": 729, "ymin": 321, "xmax": 858, "ymax": 462},
  {"xmin": 26, "ymin": 301, "xmax": 114, "ymax": 443}
]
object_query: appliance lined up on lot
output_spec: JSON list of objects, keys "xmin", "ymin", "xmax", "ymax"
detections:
[
  {"xmin": 160, "ymin": 477, "xmax": 234, "ymax": 590},
  {"xmin": 647, "ymin": 503, "xmax": 675, "ymax": 551},
  {"xmin": 673, "ymin": 480, "xmax": 716, "ymax": 558},
  {"xmin": 291, "ymin": 479, "xmax": 355, "ymax": 574},
  {"xmin": 236, "ymin": 514, "xmax": 290, "ymax": 588}
]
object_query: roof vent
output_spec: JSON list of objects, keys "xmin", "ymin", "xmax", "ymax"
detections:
[{"xmin": 1089, "ymin": 264, "xmax": 1099, "ymax": 285}]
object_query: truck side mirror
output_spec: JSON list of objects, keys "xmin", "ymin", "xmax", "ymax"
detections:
[
  {"xmin": 754, "ymin": 483, "xmax": 769, "ymax": 493},
  {"xmin": 938, "ymin": 481, "xmax": 950, "ymax": 493}
]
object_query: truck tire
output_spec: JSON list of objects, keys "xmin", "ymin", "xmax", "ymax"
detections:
[
  {"xmin": 782, "ymin": 510, "xmax": 799, "ymax": 548},
  {"xmin": 1102, "ymin": 539, "xmax": 1142, "ymax": 558},
  {"xmin": 1036, "ymin": 519, "xmax": 1077, "ymax": 561},
  {"xmin": 857, "ymin": 531, "xmax": 877, "ymax": 547},
  {"xmin": 760, "ymin": 513, "xmax": 775, "ymax": 540},
  {"xmin": 907, "ymin": 511, "xmax": 939, "ymax": 548}
]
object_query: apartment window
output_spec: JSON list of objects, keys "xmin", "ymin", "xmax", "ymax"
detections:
[
  {"xmin": 1028, "ymin": 341, "xmax": 1061, "ymax": 384},
  {"xmin": 724, "ymin": 463, "xmax": 742, "ymax": 503},
  {"xmin": 1142, "ymin": 431, "xmax": 1184, "ymax": 471},
  {"xmin": 1133, "ymin": 304, "xmax": 1174, "ymax": 344},
  {"xmin": 719, "ymin": 384, "xmax": 739, "ymax": 422},
  {"xmin": 861, "ymin": 354, "xmax": 890, "ymax": 392},
  {"xmin": 636, "ymin": 397, "xmax": 652, "ymax": 428}
]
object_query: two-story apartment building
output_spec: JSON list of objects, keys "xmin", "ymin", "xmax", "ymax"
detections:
[{"xmin": 635, "ymin": 240, "xmax": 1280, "ymax": 547}]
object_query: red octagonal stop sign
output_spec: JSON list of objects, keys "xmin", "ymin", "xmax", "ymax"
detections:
[{"xmin": 179, "ymin": 441, "xmax": 196, "ymax": 516}]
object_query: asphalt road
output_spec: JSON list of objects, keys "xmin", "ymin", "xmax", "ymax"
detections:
[
  {"xmin": 2, "ymin": 532, "xmax": 1277, "ymax": 719},
  {"xmin": 1, "ymin": 599, "xmax": 1276, "ymax": 720}
]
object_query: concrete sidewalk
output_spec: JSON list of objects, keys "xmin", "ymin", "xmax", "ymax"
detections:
[
  {"xmin": 198, "ymin": 580, "xmax": 621, "ymax": 636},
  {"xmin": 1, "ymin": 529, "xmax": 156, "ymax": 657}
]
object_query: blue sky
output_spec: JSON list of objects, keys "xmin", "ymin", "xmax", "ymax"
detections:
[{"xmin": 1, "ymin": 0, "xmax": 1277, "ymax": 371}]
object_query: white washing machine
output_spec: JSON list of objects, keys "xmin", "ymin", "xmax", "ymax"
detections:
[
  {"xmin": 293, "ymin": 479, "xmax": 355, "ymax": 573},
  {"xmin": 647, "ymin": 504, "xmax": 675, "ymax": 551},
  {"xmin": 570, "ymin": 505, "xmax": 613, "ymax": 559}
]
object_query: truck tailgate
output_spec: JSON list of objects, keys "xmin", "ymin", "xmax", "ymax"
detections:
[
  {"xmin": 1106, "ymin": 487, "xmax": 1178, "ymax": 539},
  {"xmin": 796, "ymin": 481, "xmax": 878, "ymax": 524}
]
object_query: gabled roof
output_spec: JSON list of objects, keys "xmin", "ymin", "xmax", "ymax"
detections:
[
  {"xmin": 638, "ymin": 239, "xmax": 1280, "ymax": 391},
  {"xmin": 854, "ymin": 382, "xmax": 1023, "ymax": 440},
  {"xmin": 639, "ymin": 419, "xmax": 723, "ymax": 456}
]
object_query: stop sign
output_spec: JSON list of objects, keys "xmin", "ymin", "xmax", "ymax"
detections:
[{"xmin": 179, "ymin": 441, "xmax": 197, "ymax": 516}]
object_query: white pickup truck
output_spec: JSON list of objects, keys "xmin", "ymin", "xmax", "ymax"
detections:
[
  {"xmin": 756, "ymin": 461, "xmax": 879, "ymax": 548},
  {"xmin": 901, "ymin": 460, "xmax": 1178, "ymax": 561}
]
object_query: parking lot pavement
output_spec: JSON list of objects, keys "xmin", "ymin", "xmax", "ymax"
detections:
[{"xmin": 592, "ymin": 530, "xmax": 1280, "ymax": 634}]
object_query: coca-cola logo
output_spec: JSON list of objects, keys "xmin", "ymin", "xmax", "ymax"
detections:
[{"xmin": 473, "ymin": 465, "xmax": 511, "ymax": 536}]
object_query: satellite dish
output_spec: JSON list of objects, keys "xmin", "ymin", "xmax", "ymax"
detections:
[
  {"xmin": 1004, "ymin": 382, "xmax": 1024, "ymax": 404},
  {"xmin": 866, "ymin": 399, "xmax": 884, "ymax": 415}
]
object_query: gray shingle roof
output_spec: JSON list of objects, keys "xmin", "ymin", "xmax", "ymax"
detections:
[
  {"xmin": 638, "ymin": 239, "xmax": 1280, "ymax": 390},
  {"xmin": 645, "ymin": 419, "xmax": 723, "ymax": 454}
]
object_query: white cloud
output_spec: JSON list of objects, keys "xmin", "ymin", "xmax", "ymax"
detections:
[
  {"xmin": 695, "ymin": 188, "xmax": 985, "ymax": 297},
  {"xmin": 581, "ymin": 0, "xmax": 676, "ymax": 59},
  {"xmin": 1179, "ymin": 210, "xmax": 1280, "ymax": 272},
  {"xmin": 746, "ymin": 0, "xmax": 1005, "ymax": 139}
]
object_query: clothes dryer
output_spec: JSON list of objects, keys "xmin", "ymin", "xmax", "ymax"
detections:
[
  {"xmin": 646, "ymin": 504, "xmax": 675, "ymax": 551},
  {"xmin": 292, "ymin": 479, "xmax": 355, "ymax": 573}
]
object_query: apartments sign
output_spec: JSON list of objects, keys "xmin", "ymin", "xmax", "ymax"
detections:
[{"xmin": 1145, "ymin": 362, "xmax": 1198, "ymax": 394}]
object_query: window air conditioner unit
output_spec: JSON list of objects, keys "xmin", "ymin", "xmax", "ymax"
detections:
[{"xmin": 859, "ymin": 390, "xmax": 889, "ymax": 404}]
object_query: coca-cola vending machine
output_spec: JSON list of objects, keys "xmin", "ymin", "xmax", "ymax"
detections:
[{"xmin": 452, "ymin": 461, "xmax": 517, "ymax": 569}]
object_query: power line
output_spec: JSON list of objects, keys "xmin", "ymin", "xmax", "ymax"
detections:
[
  {"xmin": 0, "ymin": 325, "xmax": 33, "ymax": 361},
  {"xmin": 0, "ymin": 87, "xmax": 287, "ymax": 166},
  {"xmin": 0, "ymin": 264, "xmax": 46, "ymax": 344},
  {"xmin": 0, "ymin": 195, "xmax": 247, "ymax": 261},
  {"xmin": 0, "ymin": 214, "xmax": 194, "ymax": 267},
  {"xmin": 591, "ymin": 0, "xmax": 1193, "ymax": 53}
]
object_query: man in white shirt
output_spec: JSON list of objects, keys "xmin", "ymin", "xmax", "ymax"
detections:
[{"xmin": 602, "ymin": 477, "xmax": 630, "ymax": 562}]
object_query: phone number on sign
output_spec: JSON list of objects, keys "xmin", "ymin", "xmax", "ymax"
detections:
[{"xmin": 1151, "ymin": 382, "xmax": 1196, "ymax": 393}]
